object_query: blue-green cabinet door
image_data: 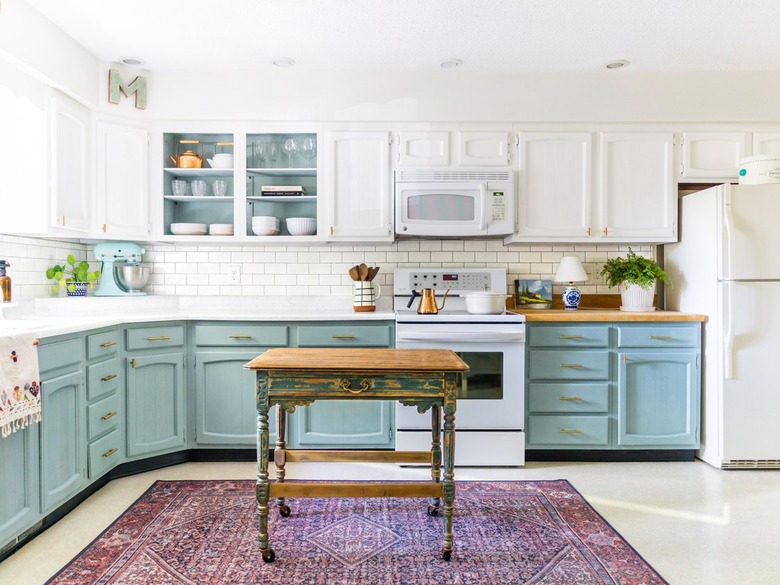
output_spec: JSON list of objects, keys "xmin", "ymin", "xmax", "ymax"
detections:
[
  {"xmin": 194, "ymin": 350, "xmax": 277, "ymax": 446},
  {"xmin": 289, "ymin": 400, "xmax": 394, "ymax": 449},
  {"xmin": 126, "ymin": 351, "xmax": 185, "ymax": 457},
  {"xmin": 0, "ymin": 425, "xmax": 39, "ymax": 548},
  {"xmin": 617, "ymin": 351, "xmax": 700, "ymax": 447},
  {"xmin": 39, "ymin": 369, "xmax": 86, "ymax": 514}
]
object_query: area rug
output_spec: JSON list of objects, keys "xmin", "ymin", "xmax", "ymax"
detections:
[{"xmin": 46, "ymin": 479, "xmax": 667, "ymax": 585}]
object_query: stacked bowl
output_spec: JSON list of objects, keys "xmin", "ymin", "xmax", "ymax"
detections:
[
  {"xmin": 208, "ymin": 223, "xmax": 234, "ymax": 236},
  {"xmin": 252, "ymin": 215, "xmax": 279, "ymax": 236},
  {"xmin": 286, "ymin": 217, "xmax": 317, "ymax": 236}
]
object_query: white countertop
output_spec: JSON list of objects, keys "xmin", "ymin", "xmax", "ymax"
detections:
[{"xmin": 0, "ymin": 296, "xmax": 395, "ymax": 339}]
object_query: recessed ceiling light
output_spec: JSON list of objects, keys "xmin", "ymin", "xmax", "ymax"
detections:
[
  {"xmin": 440, "ymin": 59, "xmax": 463, "ymax": 69},
  {"xmin": 120, "ymin": 57, "xmax": 145, "ymax": 66},
  {"xmin": 273, "ymin": 57, "xmax": 296, "ymax": 67},
  {"xmin": 605, "ymin": 59, "xmax": 630, "ymax": 70}
]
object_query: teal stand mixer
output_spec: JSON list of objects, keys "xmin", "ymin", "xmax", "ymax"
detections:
[{"xmin": 93, "ymin": 242, "xmax": 150, "ymax": 296}]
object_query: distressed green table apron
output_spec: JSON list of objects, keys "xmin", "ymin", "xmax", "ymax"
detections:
[{"xmin": 244, "ymin": 347, "xmax": 469, "ymax": 563}]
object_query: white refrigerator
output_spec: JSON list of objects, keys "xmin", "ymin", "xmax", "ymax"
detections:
[{"xmin": 664, "ymin": 182, "xmax": 780, "ymax": 468}]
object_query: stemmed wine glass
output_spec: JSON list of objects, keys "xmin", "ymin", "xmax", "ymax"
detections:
[
  {"xmin": 268, "ymin": 142, "xmax": 280, "ymax": 168},
  {"xmin": 300, "ymin": 137, "xmax": 316, "ymax": 168},
  {"xmin": 253, "ymin": 142, "xmax": 266, "ymax": 168},
  {"xmin": 282, "ymin": 138, "xmax": 298, "ymax": 168}
]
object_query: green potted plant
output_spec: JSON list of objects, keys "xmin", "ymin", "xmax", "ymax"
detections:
[
  {"xmin": 46, "ymin": 255, "xmax": 101, "ymax": 297},
  {"xmin": 599, "ymin": 248, "xmax": 671, "ymax": 311}
]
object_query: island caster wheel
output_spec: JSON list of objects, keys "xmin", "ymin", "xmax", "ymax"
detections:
[
  {"xmin": 427, "ymin": 505, "xmax": 439, "ymax": 517},
  {"xmin": 261, "ymin": 548, "xmax": 276, "ymax": 563},
  {"xmin": 279, "ymin": 504, "xmax": 291, "ymax": 517},
  {"xmin": 442, "ymin": 550, "xmax": 452, "ymax": 562}
]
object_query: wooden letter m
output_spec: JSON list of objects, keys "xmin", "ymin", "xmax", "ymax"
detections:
[{"xmin": 108, "ymin": 69, "xmax": 147, "ymax": 109}]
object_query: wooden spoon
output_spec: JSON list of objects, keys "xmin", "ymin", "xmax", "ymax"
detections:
[
  {"xmin": 358, "ymin": 263, "xmax": 369, "ymax": 281},
  {"xmin": 367, "ymin": 266, "xmax": 380, "ymax": 281},
  {"xmin": 348, "ymin": 265, "xmax": 360, "ymax": 281}
]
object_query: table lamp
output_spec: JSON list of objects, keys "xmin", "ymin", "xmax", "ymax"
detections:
[{"xmin": 554, "ymin": 256, "xmax": 588, "ymax": 310}]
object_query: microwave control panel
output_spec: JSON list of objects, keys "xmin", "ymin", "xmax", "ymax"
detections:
[{"xmin": 491, "ymin": 190, "xmax": 507, "ymax": 221}]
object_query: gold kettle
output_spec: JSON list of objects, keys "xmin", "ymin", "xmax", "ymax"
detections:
[
  {"xmin": 408, "ymin": 288, "xmax": 449, "ymax": 314},
  {"xmin": 168, "ymin": 139, "xmax": 203, "ymax": 168}
]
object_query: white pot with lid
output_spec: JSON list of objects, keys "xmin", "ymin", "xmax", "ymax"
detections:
[{"xmin": 463, "ymin": 292, "xmax": 509, "ymax": 314}]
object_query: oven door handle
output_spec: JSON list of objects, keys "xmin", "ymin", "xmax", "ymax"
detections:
[{"xmin": 396, "ymin": 331, "xmax": 525, "ymax": 343}]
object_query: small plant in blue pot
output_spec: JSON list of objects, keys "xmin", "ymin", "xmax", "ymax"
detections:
[{"xmin": 46, "ymin": 255, "xmax": 101, "ymax": 296}]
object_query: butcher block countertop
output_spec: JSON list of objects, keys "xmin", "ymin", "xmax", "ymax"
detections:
[{"xmin": 510, "ymin": 308, "xmax": 705, "ymax": 322}]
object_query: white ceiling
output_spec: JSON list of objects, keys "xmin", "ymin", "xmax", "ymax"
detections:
[{"xmin": 19, "ymin": 0, "xmax": 780, "ymax": 74}]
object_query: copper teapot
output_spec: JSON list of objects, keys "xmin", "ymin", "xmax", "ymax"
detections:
[
  {"xmin": 169, "ymin": 139, "xmax": 203, "ymax": 168},
  {"xmin": 407, "ymin": 288, "xmax": 449, "ymax": 314}
]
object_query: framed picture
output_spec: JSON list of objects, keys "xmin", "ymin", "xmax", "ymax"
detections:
[{"xmin": 515, "ymin": 279, "xmax": 553, "ymax": 309}]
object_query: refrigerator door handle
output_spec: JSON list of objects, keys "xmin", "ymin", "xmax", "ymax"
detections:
[
  {"xmin": 723, "ymin": 188, "xmax": 735, "ymax": 281},
  {"xmin": 724, "ymin": 280, "xmax": 735, "ymax": 379}
]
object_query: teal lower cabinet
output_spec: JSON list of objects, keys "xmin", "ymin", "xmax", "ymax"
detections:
[
  {"xmin": 526, "ymin": 322, "xmax": 701, "ymax": 457},
  {"xmin": 288, "ymin": 321, "xmax": 395, "ymax": 449},
  {"xmin": 125, "ymin": 324, "xmax": 186, "ymax": 458},
  {"xmin": 0, "ymin": 424, "xmax": 39, "ymax": 552},
  {"xmin": 38, "ymin": 337, "xmax": 87, "ymax": 515}
]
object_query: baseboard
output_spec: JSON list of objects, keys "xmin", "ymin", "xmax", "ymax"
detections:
[{"xmin": 526, "ymin": 449, "xmax": 695, "ymax": 462}]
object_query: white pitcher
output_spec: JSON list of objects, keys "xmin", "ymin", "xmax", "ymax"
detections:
[{"xmin": 353, "ymin": 281, "xmax": 381, "ymax": 312}]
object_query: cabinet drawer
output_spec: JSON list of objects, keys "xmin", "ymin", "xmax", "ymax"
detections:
[
  {"xmin": 88, "ymin": 429, "xmax": 122, "ymax": 479},
  {"xmin": 528, "ymin": 350, "xmax": 610, "ymax": 380},
  {"xmin": 194, "ymin": 324, "xmax": 288, "ymax": 347},
  {"xmin": 528, "ymin": 325, "xmax": 610, "ymax": 348},
  {"xmin": 528, "ymin": 383, "xmax": 609, "ymax": 413},
  {"xmin": 126, "ymin": 325, "xmax": 184, "ymax": 350},
  {"xmin": 617, "ymin": 325, "xmax": 699, "ymax": 348},
  {"xmin": 38, "ymin": 338, "xmax": 83, "ymax": 373},
  {"xmin": 87, "ymin": 392, "xmax": 120, "ymax": 441},
  {"xmin": 87, "ymin": 329, "xmax": 119, "ymax": 360},
  {"xmin": 87, "ymin": 357, "xmax": 120, "ymax": 401},
  {"xmin": 297, "ymin": 324, "xmax": 393, "ymax": 347},
  {"xmin": 527, "ymin": 415, "xmax": 609, "ymax": 446}
]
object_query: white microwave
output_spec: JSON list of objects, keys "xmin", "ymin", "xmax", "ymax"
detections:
[{"xmin": 395, "ymin": 168, "xmax": 515, "ymax": 237}]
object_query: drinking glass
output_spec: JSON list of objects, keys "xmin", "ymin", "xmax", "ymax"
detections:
[
  {"xmin": 300, "ymin": 137, "xmax": 316, "ymax": 167},
  {"xmin": 253, "ymin": 142, "xmax": 266, "ymax": 168},
  {"xmin": 190, "ymin": 179, "xmax": 207, "ymax": 196},
  {"xmin": 282, "ymin": 138, "xmax": 298, "ymax": 168},
  {"xmin": 212, "ymin": 179, "xmax": 227, "ymax": 197},
  {"xmin": 171, "ymin": 179, "xmax": 187, "ymax": 196},
  {"xmin": 268, "ymin": 142, "xmax": 280, "ymax": 168}
]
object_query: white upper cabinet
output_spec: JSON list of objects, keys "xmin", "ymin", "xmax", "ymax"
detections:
[
  {"xmin": 752, "ymin": 132, "xmax": 780, "ymax": 156},
  {"xmin": 597, "ymin": 132, "xmax": 676, "ymax": 242},
  {"xmin": 49, "ymin": 90, "xmax": 90, "ymax": 235},
  {"xmin": 324, "ymin": 129, "xmax": 393, "ymax": 242},
  {"xmin": 513, "ymin": 132, "xmax": 592, "ymax": 240},
  {"xmin": 456, "ymin": 129, "xmax": 512, "ymax": 166},
  {"xmin": 396, "ymin": 130, "xmax": 449, "ymax": 166},
  {"xmin": 95, "ymin": 119, "xmax": 150, "ymax": 238},
  {"xmin": 395, "ymin": 125, "xmax": 512, "ymax": 167},
  {"xmin": 680, "ymin": 131, "xmax": 749, "ymax": 180}
]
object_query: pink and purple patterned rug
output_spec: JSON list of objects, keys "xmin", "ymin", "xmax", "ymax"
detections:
[{"xmin": 46, "ymin": 479, "xmax": 667, "ymax": 584}]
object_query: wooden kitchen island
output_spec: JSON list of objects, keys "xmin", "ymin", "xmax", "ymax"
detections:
[{"xmin": 244, "ymin": 347, "xmax": 470, "ymax": 563}]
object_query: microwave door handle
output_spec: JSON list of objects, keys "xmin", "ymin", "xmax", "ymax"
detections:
[{"xmin": 478, "ymin": 183, "xmax": 488, "ymax": 231}]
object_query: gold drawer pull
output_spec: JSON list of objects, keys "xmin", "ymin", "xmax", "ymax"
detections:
[
  {"xmin": 100, "ymin": 411, "xmax": 117, "ymax": 421},
  {"xmin": 559, "ymin": 396, "xmax": 583, "ymax": 401},
  {"xmin": 102, "ymin": 447, "xmax": 118, "ymax": 458},
  {"xmin": 559, "ymin": 335, "xmax": 584, "ymax": 340},
  {"xmin": 340, "ymin": 378, "xmax": 370, "ymax": 394},
  {"xmin": 332, "ymin": 335, "xmax": 356, "ymax": 339},
  {"xmin": 649, "ymin": 335, "xmax": 673, "ymax": 340},
  {"xmin": 146, "ymin": 336, "xmax": 171, "ymax": 341},
  {"xmin": 100, "ymin": 340, "xmax": 117, "ymax": 348},
  {"xmin": 100, "ymin": 373, "xmax": 117, "ymax": 382},
  {"xmin": 228, "ymin": 334, "xmax": 254, "ymax": 339},
  {"xmin": 559, "ymin": 363, "xmax": 583, "ymax": 369},
  {"xmin": 559, "ymin": 429, "xmax": 583, "ymax": 435}
]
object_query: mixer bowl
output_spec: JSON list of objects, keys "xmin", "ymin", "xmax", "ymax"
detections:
[{"xmin": 115, "ymin": 264, "xmax": 150, "ymax": 292}]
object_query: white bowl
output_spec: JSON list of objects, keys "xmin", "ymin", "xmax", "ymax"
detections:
[
  {"xmin": 463, "ymin": 292, "xmax": 509, "ymax": 314},
  {"xmin": 170, "ymin": 223, "xmax": 208, "ymax": 235},
  {"xmin": 252, "ymin": 226, "xmax": 279, "ymax": 236},
  {"xmin": 208, "ymin": 223, "xmax": 234, "ymax": 235},
  {"xmin": 286, "ymin": 217, "xmax": 316, "ymax": 236}
]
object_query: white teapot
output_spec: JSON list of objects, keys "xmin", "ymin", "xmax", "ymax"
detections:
[{"xmin": 207, "ymin": 153, "xmax": 233, "ymax": 169}]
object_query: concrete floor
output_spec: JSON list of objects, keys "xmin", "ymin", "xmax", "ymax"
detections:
[{"xmin": 1, "ymin": 460, "xmax": 779, "ymax": 584}]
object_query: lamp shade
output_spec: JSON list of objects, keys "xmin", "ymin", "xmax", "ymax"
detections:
[{"xmin": 554, "ymin": 256, "xmax": 588, "ymax": 283}]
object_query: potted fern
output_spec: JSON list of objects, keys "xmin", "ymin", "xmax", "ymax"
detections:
[
  {"xmin": 599, "ymin": 248, "xmax": 670, "ymax": 311},
  {"xmin": 46, "ymin": 255, "xmax": 101, "ymax": 297}
]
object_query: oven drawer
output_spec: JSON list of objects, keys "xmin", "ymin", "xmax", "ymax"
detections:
[
  {"xmin": 527, "ymin": 325, "xmax": 609, "ymax": 348},
  {"xmin": 527, "ymin": 415, "xmax": 609, "ymax": 446},
  {"xmin": 528, "ymin": 350, "xmax": 610, "ymax": 380},
  {"xmin": 528, "ymin": 383, "xmax": 609, "ymax": 413}
]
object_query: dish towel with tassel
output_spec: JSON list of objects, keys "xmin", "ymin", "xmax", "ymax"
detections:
[{"xmin": 0, "ymin": 332, "xmax": 41, "ymax": 438}]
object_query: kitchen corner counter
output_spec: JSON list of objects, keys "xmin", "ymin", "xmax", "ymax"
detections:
[{"xmin": 511, "ymin": 308, "xmax": 706, "ymax": 322}]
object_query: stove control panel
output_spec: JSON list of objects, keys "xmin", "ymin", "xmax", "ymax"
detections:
[{"xmin": 394, "ymin": 268, "xmax": 507, "ymax": 295}]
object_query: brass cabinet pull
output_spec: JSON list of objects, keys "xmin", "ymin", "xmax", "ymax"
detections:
[
  {"xmin": 100, "ymin": 341, "xmax": 117, "ymax": 348},
  {"xmin": 340, "ymin": 378, "xmax": 370, "ymax": 394},
  {"xmin": 559, "ymin": 335, "xmax": 584, "ymax": 340},
  {"xmin": 559, "ymin": 396, "xmax": 583, "ymax": 401},
  {"xmin": 102, "ymin": 447, "xmax": 118, "ymax": 458},
  {"xmin": 603, "ymin": 227, "xmax": 608, "ymax": 235},
  {"xmin": 332, "ymin": 335, "xmax": 356, "ymax": 339},
  {"xmin": 130, "ymin": 358, "xmax": 136, "ymax": 368},
  {"xmin": 559, "ymin": 363, "xmax": 583, "ymax": 369},
  {"xmin": 100, "ymin": 411, "xmax": 117, "ymax": 421},
  {"xmin": 228, "ymin": 334, "xmax": 254, "ymax": 339},
  {"xmin": 649, "ymin": 335, "xmax": 673, "ymax": 340},
  {"xmin": 559, "ymin": 429, "xmax": 583, "ymax": 435},
  {"xmin": 100, "ymin": 373, "xmax": 117, "ymax": 382},
  {"xmin": 146, "ymin": 336, "xmax": 171, "ymax": 341}
]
